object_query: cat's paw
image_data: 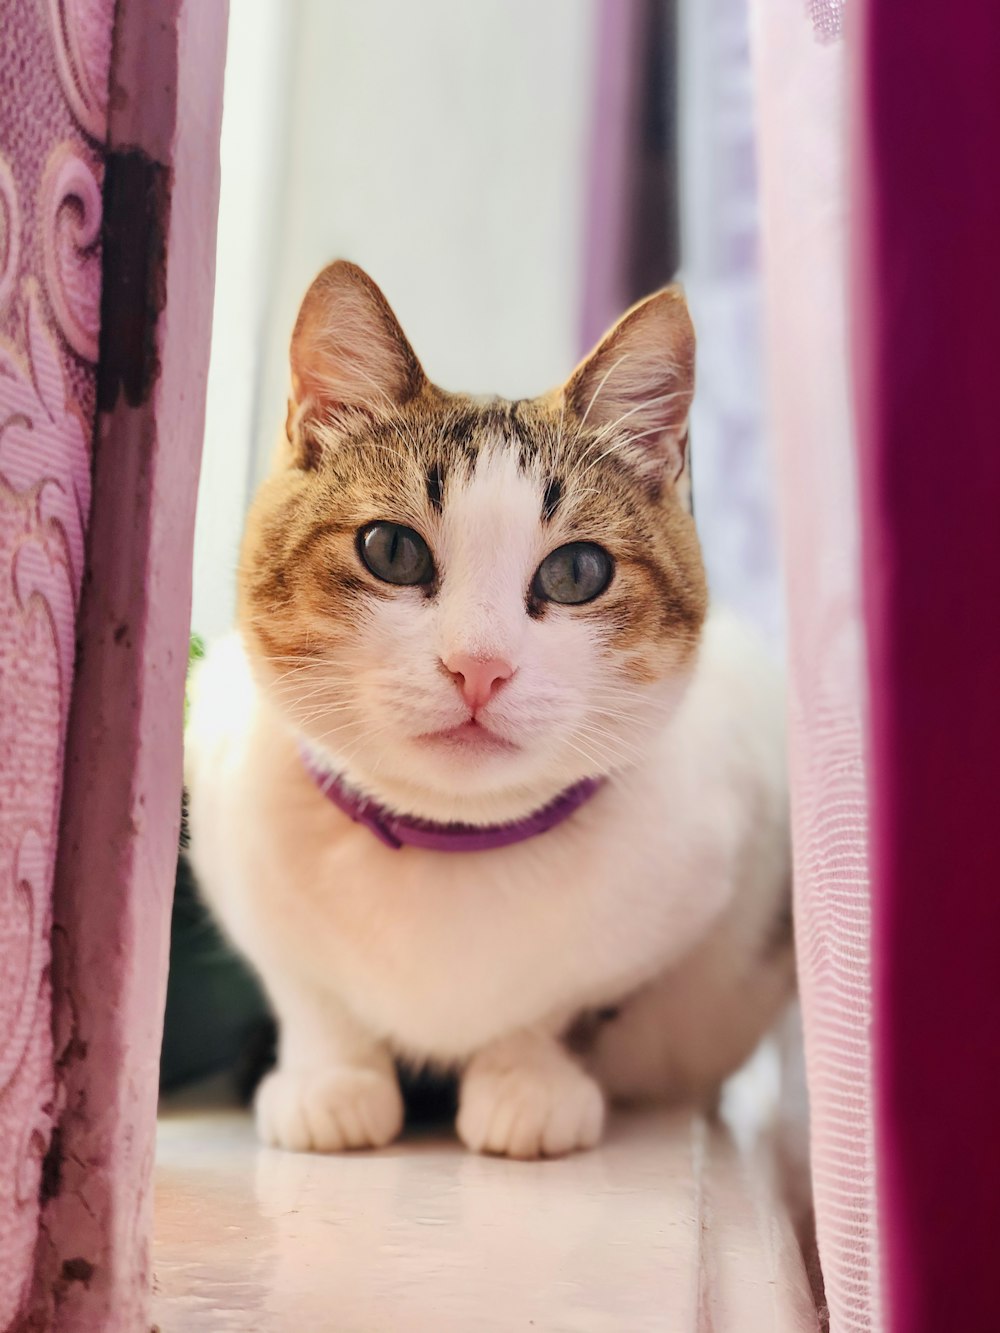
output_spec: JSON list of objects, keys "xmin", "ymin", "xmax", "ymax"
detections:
[
  {"xmin": 457, "ymin": 1041, "xmax": 605, "ymax": 1159},
  {"xmin": 255, "ymin": 1066, "xmax": 404, "ymax": 1152}
]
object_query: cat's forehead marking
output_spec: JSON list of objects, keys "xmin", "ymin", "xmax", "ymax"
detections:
[
  {"xmin": 444, "ymin": 436, "xmax": 543, "ymax": 527},
  {"xmin": 421, "ymin": 401, "xmax": 540, "ymax": 485},
  {"xmin": 433, "ymin": 443, "xmax": 545, "ymax": 647},
  {"xmin": 542, "ymin": 477, "xmax": 563, "ymax": 523},
  {"xmin": 424, "ymin": 402, "xmax": 577, "ymax": 530},
  {"xmin": 425, "ymin": 460, "xmax": 444, "ymax": 513}
]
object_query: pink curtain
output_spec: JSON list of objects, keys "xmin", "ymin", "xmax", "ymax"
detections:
[
  {"xmin": 752, "ymin": 2, "xmax": 878, "ymax": 1328},
  {"xmin": 853, "ymin": 4, "xmax": 1000, "ymax": 1329}
]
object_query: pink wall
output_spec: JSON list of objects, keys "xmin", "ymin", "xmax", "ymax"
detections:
[
  {"xmin": 24, "ymin": 1, "xmax": 228, "ymax": 1327},
  {"xmin": 1, "ymin": 0, "xmax": 227, "ymax": 1325},
  {"xmin": 0, "ymin": 1, "xmax": 112, "ymax": 1322}
]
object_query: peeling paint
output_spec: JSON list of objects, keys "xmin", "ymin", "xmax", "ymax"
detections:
[
  {"xmin": 59, "ymin": 1258, "xmax": 94, "ymax": 1286},
  {"xmin": 38, "ymin": 1128, "xmax": 63, "ymax": 1204},
  {"xmin": 96, "ymin": 149, "xmax": 172, "ymax": 413}
]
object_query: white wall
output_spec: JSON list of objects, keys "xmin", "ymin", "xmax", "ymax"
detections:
[
  {"xmin": 191, "ymin": 0, "xmax": 292, "ymax": 641},
  {"xmin": 192, "ymin": 0, "xmax": 597, "ymax": 640}
]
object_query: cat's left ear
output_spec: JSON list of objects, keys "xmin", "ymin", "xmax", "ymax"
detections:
[
  {"xmin": 563, "ymin": 286, "xmax": 694, "ymax": 486},
  {"xmin": 287, "ymin": 261, "xmax": 425, "ymax": 461}
]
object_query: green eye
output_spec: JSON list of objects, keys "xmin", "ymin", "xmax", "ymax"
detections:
[
  {"xmin": 533, "ymin": 542, "xmax": 613, "ymax": 605},
  {"xmin": 358, "ymin": 523, "xmax": 435, "ymax": 586}
]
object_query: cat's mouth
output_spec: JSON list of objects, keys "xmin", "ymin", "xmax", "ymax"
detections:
[{"xmin": 418, "ymin": 719, "xmax": 520, "ymax": 754}]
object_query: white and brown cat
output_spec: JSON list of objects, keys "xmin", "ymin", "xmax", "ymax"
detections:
[{"xmin": 185, "ymin": 260, "xmax": 792, "ymax": 1159}]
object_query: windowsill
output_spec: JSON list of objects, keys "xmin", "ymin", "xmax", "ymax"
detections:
[{"xmin": 154, "ymin": 1101, "xmax": 818, "ymax": 1330}]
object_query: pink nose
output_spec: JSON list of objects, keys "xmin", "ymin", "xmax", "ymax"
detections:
[{"xmin": 443, "ymin": 653, "xmax": 514, "ymax": 711}]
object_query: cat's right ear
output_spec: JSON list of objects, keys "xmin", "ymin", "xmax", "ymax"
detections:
[{"xmin": 286, "ymin": 261, "xmax": 425, "ymax": 467}]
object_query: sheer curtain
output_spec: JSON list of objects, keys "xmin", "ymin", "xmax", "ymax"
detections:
[{"xmin": 751, "ymin": 2, "xmax": 877, "ymax": 1329}]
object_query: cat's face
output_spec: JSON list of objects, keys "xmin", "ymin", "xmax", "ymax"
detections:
[{"xmin": 239, "ymin": 262, "xmax": 707, "ymax": 822}]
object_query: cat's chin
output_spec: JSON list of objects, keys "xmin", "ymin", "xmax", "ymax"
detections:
[
  {"xmin": 314, "ymin": 737, "xmax": 599, "ymax": 828},
  {"xmin": 361, "ymin": 777, "xmax": 594, "ymax": 829},
  {"xmin": 414, "ymin": 719, "xmax": 521, "ymax": 757}
]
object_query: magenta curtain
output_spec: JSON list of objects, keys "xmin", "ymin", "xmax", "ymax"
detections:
[{"xmin": 853, "ymin": 5, "xmax": 1000, "ymax": 1330}]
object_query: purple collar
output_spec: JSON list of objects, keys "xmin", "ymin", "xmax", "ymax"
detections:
[{"xmin": 300, "ymin": 748, "xmax": 603, "ymax": 852}]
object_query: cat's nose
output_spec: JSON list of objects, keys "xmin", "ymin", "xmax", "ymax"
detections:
[{"xmin": 442, "ymin": 653, "xmax": 514, "ymax": 711}]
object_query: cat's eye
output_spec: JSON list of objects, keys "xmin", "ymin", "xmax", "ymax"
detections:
[
  {"xmin": 358, "ymin": 522, "xmax": 435, "ymax": 586},
  {"xmin": 533, "ymin": 542, "xmax": 613, "ymax": 605}
]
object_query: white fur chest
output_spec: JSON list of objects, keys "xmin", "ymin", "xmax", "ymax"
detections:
[{"xmin": 186, "ymin": 618, "xmax": 786, "ymax": 1064}]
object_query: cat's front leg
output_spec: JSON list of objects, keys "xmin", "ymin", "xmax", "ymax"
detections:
[
  {"xmin": 255, "ymin": 974, "xmax": 403, "ymax": 1153},
  {"xmin": 457, "ymin": 1029, "xmax": 605, "ymax": 1160}
]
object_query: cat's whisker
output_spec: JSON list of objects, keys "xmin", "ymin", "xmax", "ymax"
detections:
[
  {"xmin": 559, "ymin": 734, "xmax": 609, "ymax": 773},
  {"xmin": 575, "ymin": 439, "xmax": 649, "ymax": 482},
  {"xmin": 580, "ymin": 389, "xmax": 687, "ymax": 453},
  {"xmin": 589, "ymin": 697, "xmax": 655, "ymax": 718},
  {"xmin": 306, "ymin": 717, "xmax": 370, "ymax": 750},
  {"xmin": 576, "ymin": 717, "xmax": 645, "ymax": 752},
  {"xmin": 342, "ymin": 371, "xmax": 425, "ymax": 455},
  {"xmin": 276, "ymin": 696, "xmax": 368, "ymax": 719},
  {"xmin": 585, "ymin": 718, "xmax": 650, "ymax": 745},
  {"xmin": 266, "ymin": 664, "xmax": 330, "ymax": 688},
  {"xmin": 318, "ymin": 718, "xmax": 398, "ymax": 775},
  {"xmin": 574, "ymin": 393, "xmax": 690, "ymax": 479},
  {"xmin": 577, "ymin": 437, "xmax": 647, "ymax": 481},
  {"xmin": 576, "ymin": 719, "xmax": 645, "ymax": 751},
  {"xmin": 578, "ymin": 354, "xmax": 630, "ymax": 430},
  {"xmin": 282, "ymin": 705, "xmax": 362, "ymax": 726},
  {"xmin": 555, "ymin": 484, "xmax": 605, "ymax": 508},
  {"xmin": 274, "ymin": 679, "xmax": 363, "ymax": 704},
  {"xmin": 288, "ymin": 706, "xmax": 362, "ymax": 731},
  {"xmin": 283, "ymin": 697, "xmax": 366, "ymax": 723},
  {"xmin": 573, "ymin": 723, "xmax": 642, "ymax": 767},
  {"xmin": 272, "ymin": 675, "xmax": 364, "ymax": 702}
]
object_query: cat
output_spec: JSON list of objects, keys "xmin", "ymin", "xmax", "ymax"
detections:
[{"xmin": 184, "ymin": 260, "xmax": 793, "ymax": 1159}]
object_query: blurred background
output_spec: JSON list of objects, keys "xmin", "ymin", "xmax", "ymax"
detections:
[
  {"xmin": 191, "ymin": 0, "xmax": 781, "ymax": 645},
  {"xmin": 169, "ymin": 0, "xmax": 783, "ymax": 1094}
]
